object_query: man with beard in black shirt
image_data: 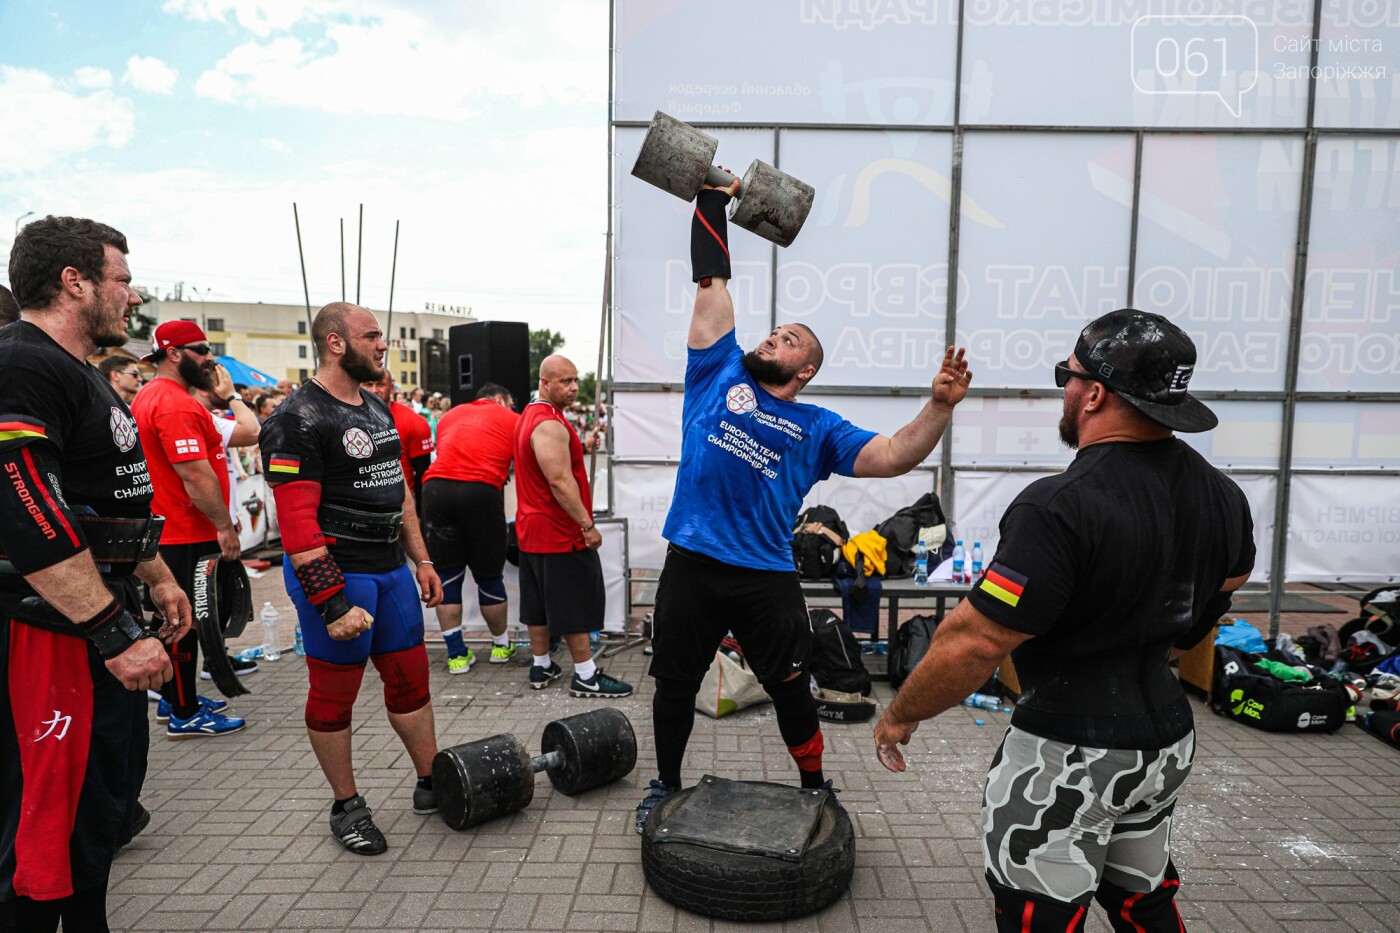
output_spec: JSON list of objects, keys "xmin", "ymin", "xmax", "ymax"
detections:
[
  {"xmin": 874, "ymin": 309, "xmax": 1254, "ymax": 932},
  {"xmin": 260, "ymin": 302, "xmax": 444, "ymax": 855},
  {"xmin": 0, "ymin": 216, "xmax": 192, "ymax": 931}
]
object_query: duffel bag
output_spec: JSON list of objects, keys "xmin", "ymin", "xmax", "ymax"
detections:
[{"xmin": 1212, "ymin": 645, "xmax": 1348, "ymax": 733}]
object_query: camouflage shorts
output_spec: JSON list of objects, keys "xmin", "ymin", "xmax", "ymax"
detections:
[{"xmin": 982, "ymin": 725, "xmax": 1195, "ymax": 905}]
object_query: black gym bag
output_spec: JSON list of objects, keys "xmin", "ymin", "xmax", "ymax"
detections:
[
  {"xmin": 808, "ymin": 609, "xmax": 870, "ymax": 698},
  {"xmin": 791, "ymin": 506, "xmax": 848, "ymax": 581},
  {"xmin": 1211, "ymin": 645, "xmax": 1348, "ymax": 733},
  {"xmin": 888, "ymin": 614, "xmax": 939, "ymax": 689}
]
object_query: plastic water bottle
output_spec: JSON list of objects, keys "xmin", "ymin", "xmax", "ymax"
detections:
[
  {"xmin": 951, "ymin": 540, "xmax": 966, "ymax": 584},
  {"xmin": 260, "ymin": 602, "xmax": 281, "ymax": 661},
  {"xmin": 961, "ymin": 692, "xmax": 1001, "ymax": 711},
  {"xmin": 971, "ymin": 541, "xmax": 984, "ymax": 582},
  {"xmin": 913, "ymin": 541, "xmax": 929, "ymax": 586},
  {"xmin": 293, "ymin": 622, "xmax": 305, "ymax": 657},
  {"xmin": 234, "ymin": 646, "xmax": 262, "ymax": 662}
]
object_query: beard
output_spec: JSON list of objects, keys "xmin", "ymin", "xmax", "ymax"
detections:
[
  {"xmin": 741, "ymin": 350, "xmax": 799, "ymax": 385},
  {"xmin": 340, "ymin": 343, "xmax": 383, "ymax": 383},
  {"xmin": 1057, "ymin": 410, "xmax": 1079, "ymax": 449},
  {"xmin": 178, "ymin": 353, "xmax": 215, "ymax": 391},
  {"xmin": 83, "ymin": 298, "xmax": 130, "ymax": 348}
]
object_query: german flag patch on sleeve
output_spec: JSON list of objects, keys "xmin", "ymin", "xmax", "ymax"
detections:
[
  {"xmin": 979, "ymin": 561, "xmax": 1027, "ymax": 608},
  {"xmin": 268, "ymin": 454, "xmax": 301, "ymax": 476}
]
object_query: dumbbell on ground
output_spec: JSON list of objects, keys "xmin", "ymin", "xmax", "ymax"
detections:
[
  {"xmin": 433, "ymin": 708, "xmax": 637, "ymax": 830},
  {"xmin": 631, "ymin": 110, "xmax": 815, "ymax": 248}
]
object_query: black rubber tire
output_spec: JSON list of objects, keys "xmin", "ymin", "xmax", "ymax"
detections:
[{"xmin": 640, "ymin": 784, "xmax": 855, "ymax": 921}]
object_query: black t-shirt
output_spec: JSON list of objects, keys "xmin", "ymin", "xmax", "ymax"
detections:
[
  {"xmin": 967, "ymin": 437, "xmax": 1255, "ymax": 749},
  {"xmin": 0, "ymin": 321, "xmax": 154, "ymax": 612},
  {"xmin": 259, "ymin": 381, "xmax": 406, "ymax": 573}
]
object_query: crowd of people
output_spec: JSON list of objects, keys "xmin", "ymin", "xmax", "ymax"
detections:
[{"xmin": 3, "ymin": 207, "xmax": 1251, "ymax": 933}]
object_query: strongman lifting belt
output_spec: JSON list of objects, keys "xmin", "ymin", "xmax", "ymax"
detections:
[
  {"xmin": 318, "ymin": 503, "xmax": 404, "ymax": 544},
  {"xmin": 0, "ymin": 513, "xmax": 165, "ymax": 574},
  {"xmin": 192, "ymin": 555, "xmax": 254, "ymax": 698}
]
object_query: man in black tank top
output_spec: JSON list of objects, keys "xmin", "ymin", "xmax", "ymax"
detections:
[{"xmin": 873, "ymin": 310, "xmax": 1255, "ymax": 932}]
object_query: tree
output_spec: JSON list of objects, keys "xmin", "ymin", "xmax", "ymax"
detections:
[
  {"xmin": 578, "ymin": 371, "xmax": 596, "ymax": 405},
  {"xmin": 529, "ymin": 328, "xmax": 566, "ymax": 387}
]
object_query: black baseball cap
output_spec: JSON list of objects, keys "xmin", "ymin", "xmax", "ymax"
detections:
[{"xmin": 1072, "ymin": 308, "xmax": 1218, "ymax": 433}]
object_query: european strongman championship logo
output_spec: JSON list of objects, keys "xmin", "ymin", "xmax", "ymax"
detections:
[
  {"xmin": 342, "ymin": 427, "xmax": 374, "ymax": 459},
  {"xmin": 109, "ymin": 407, "xmax": 137, "ymax": 452},
  {"xmin": 726, "ymin": 384, "xmax": 757, "ymax": 414}
]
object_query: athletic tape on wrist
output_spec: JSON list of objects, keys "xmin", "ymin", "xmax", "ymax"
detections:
[
  {"xmin": 316, "ymin": 592, "xmax": 354, "ymax": 626},
  {"xmin": 690, "ymin": 189, "xmax": 732, "ymax": 285},
  {"xmin": 79, "ymin": 598, "xmax": 151, "ymax": 659},
  {"xmin": 295, "ymin": 553, "xmax": 345, "ymax": 607}
]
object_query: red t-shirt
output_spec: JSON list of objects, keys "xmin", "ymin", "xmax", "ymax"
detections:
[
  {"xmin": 423, "ymin": 399, "xmax": 519, "ymax": 489},
  {"xmin": 391, "ymin": 401, "xmax": 434, "ymax": 486},
  {"xmin": 513, "ymin": 400, "xmax": 591, "ymax": 553},
  {"xmin": 131, "ymin": 377, "xmax": 230, "ymax": 545}
]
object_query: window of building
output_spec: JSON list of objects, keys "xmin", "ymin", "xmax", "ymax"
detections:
[
  {"xmin": 180, "ymin": 317, "xmax": 196, "ymax": 323},
  {"xmin": 400, "ymin": 349, "xmax": 407, "ymax": 362},
  {"xmin": 410, "ymin": 371, "xmax": 417, "ymax": 384},
  {"xmin": 298, "ymin": 345, "xmax": 307, "ymax": 358},
  {"xmin": 206, "ymin": 318, "xmax": 224, "ymax": 332},
  {"xmin": 409, "ymin": 327, "xmax": 416, "ymax": 339},
  {"xmin": 210, "ymin": 342, "xmax": 226, "ymax": 356},
  {"xmin": 409, "ymin": 349, "xmax": 417, "ymax": 363},
  {"xmin": 400, "ymin": 327, "xmax": 407, "ymax": 339},
  {"xmin": 432, "ymin": 328, "xmax": 443, "ymax": 339},
  {"xmin": 401, "ymin": 371, "xmax": 408, "ymax": 385},
  {"xmin": 297, "ymin": 320, "xmax": 307, "ymax": 334},
  {"xmin": 299, "ymin": 368, "xmax": 309, "ymax": 381}
]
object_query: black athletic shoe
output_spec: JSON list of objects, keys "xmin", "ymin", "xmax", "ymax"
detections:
[
  {"xmin": 569, "ymin": 669, "xmax": 633, "ymax": 698},
  {"xmin": 329, "ymin": 796, "xmax": 387, "ymax": 856},
  {"xmin": 818, "ymin": 779, "xmax": 845, "ymax": 815},
  {"xmin": 634, "ymin": 779, "xmax": 677, "ymax": 835},
  {"xmin": 117, "ymin": 802, "xmax": 151, "ymax": 849},
  {"xmin": 529, "ymin": 661, "xmax": 563, "ymax": 690},
  {"xmin": 412, "ymin": 784, "xmax": 437, "ymax": 815},
  {"xmin": 200, "ymin": 655, "xmax": 258, "ymax": 680}
]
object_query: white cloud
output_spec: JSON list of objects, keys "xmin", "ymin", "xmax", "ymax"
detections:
[
  {"xmin": 163, "ymin": 0, "xmax": 337, "ymax": 37},
  {"xmin": 123, "ymin": 55, "xmax": 179, "ymax": 95},
  {"xmin": 73, "ymin": 66, "xmax": 113, "ymax": 88},
  {"xmin": 0, "ymin": 67, "xmax": 135, "ymax": 175},
  {"xmin": 183, "ymin": 1, "xmax": 606, "ymax": 119},
  {"xmin": 262, "ymin": 138, "xmax": 289, "ymax": 152}
]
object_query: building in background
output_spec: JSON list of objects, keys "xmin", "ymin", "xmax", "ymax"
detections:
[{"xmin": 145, "ymin": 298, "xmax": 475, "ymax": 393}]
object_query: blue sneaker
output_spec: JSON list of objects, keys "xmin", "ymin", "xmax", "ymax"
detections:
[
  {"xmin": 818, "ymin": 779, "xmax": 845, "ymax": 815},
  {"xmin": 166, "ymin": 707, "xmax": 246, "ymax": 740},
  {"xmin": 155, "ymin": 695, "xmax": 229, "ymax": 724},
  {"xmin": 634, "ymin": 779, "xmax": 678, "ymax": 834}
]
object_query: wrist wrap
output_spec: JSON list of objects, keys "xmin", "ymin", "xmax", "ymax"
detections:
[
  {"xmin": 79, "ymin": 598, "xmax": 151, "ymax": 659},
  {"xmin": 316, "ymin": 592, "xmax": 355, "ymax": 626},
  {"xmin": 295, "ymin": 553, "xmax": 345, "ymax": 607},
  {"xmin": 690, "ymin": 189, "xmax": 732, "ymax": 285}
]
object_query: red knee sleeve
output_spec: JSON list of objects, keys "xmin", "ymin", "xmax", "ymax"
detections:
[
  {"xmin": 371, "ymin": 643, "xmax": 430, "ymax": 714},
  {"xmin": 305, "ymin": 656, "xmax": 366, "ymax": 732},
  {"xmin": 787, "ymin": 728, "xmax": 825, "ymax": 774}
]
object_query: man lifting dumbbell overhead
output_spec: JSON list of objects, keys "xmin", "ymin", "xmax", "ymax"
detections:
[
  {"xmin": 633, "ymin": 160, "xmax": 973, "ymax": 834},
  {"xmin": 259, "ymin": 302, "xmax": 445, "ymax": 856}
]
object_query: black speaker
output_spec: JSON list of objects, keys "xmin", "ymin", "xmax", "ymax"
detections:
[{"xmin": 448, "ymin": 321, "xmax": 530, "ymax": 411}]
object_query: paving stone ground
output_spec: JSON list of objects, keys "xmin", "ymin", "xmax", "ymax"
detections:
[{"xmin": 110, "ymin": 573, "xmax": 1400, "ymax": 932}]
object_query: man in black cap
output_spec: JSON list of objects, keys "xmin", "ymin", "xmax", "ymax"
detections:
[{"xmin": 874, "ymin": 309, "xmax": 1255, "ymax": 932}]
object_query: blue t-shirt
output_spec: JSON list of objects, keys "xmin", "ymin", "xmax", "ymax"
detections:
[{"xmin": 663, "ymin": 331, "xmax": 876, "ymax": 571}]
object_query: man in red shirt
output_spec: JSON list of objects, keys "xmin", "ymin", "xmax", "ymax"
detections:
[
  {"xmin": 420, "ymin": 383, "xmax": 519, "ymax": 674},
  {"xmin": 365, "ymin": 372, "xmax": 433, "ymax": 508},
  {"xmin": 132, "ymin": 321, "xmax": 249, "ymax": 738},
  {"xmin": 514, "ymin": 355, "xmax": 630, "ymax": 697}
]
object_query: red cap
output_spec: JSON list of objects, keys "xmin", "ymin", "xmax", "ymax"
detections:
[{"xmin": 144, "ymin": 320, "xmax": 209, "ymax": 361}]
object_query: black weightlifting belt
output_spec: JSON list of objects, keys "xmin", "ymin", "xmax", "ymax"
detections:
[
  {"xmin": 0, "ymin": 514, "xmax": 165, "ymax": 575},
  {"xmin": 319, "ymin": 503, "xmax": 403, "ymax": 544},
  {"xmin": 1009, "ymin": 656, "xmax": 1193, "ymax": 749}
]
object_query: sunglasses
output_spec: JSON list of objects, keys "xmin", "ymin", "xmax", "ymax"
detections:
[
  {"xmin": 175, "ymin": 344, "xmax": 213, "ymax": 356},
  {"xmin": 1054, "ymin": 362, "xmax": 1108, "ymax": 389},
  {"xmin": 120, "ymin": 369, "xmax": 141, "ymax": 378}
]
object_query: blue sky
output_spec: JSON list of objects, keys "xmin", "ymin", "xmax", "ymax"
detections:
[{"xmin": 0, "ymin": 0, "xmax": 610, "ymax": 368}]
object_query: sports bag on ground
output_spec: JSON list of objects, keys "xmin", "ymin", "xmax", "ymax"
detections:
[
  {"xmin": 873, "ymin": 493, "xmax": 948, "ymax": 579},
  {"xmin": 888, "ymin": 614, "xmax": 939, "ymax": 689},
  {"xmin": 791, "ymin": 505, "xmax": 849, "ymax": 581},
  {"xmin": 809, "ymin": 609, "xmax": 871, "ymax": 697},
  {"xmin": 1211, "ymin": 645, "xmax": 1348, "ymax": 733}
]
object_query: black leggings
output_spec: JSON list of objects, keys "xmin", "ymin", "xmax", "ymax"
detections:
[
  {"xmin": 0, "ymin": 888, "xmax": 109, "ymax": 933},
  {"xmin": 651, "ymin": 673, "xmax": 821, "ymax": 789}
]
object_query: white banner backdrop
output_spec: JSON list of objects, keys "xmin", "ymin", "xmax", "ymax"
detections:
[
  {"xmin": 955, "ymin": 470, "xmax": 1277, "ymax": 583},
  {"xmin": 614, "ymin": 0, "xmax": 959, "ymax": 126},
  {"xmin": 801, "ymin": 471, "xmax": 937, "ymax": 540},
  {"xmin": 1298, "ymin": 137, "xmax": 1400, "ymax": 394},
  {"xmin": 613, "ymin": 126, "xmax": 775, "ymax": 384},
  {"xmin": 1134, "ymin": 135, "xmax": 1301, "ymax": 392},
  {"xmin": 1287, "ymin": 475, "xmax": 1400, "ymax": 582},
  {"xmin": 955, "ymin": 132, "xmax": 1134, "ymax": 385},
  {"xmin": 960, "ymin": 1, "xmax": 1313, "ymax": 128},
  {"xmin": 775, "ymin": 130, "xmax": 953, "ymax": 386},
  {"xmin": 1315, "ymin": 2, "xmax": 1400, "ymax": 130},
  {"xmin": 611, "ymin": 462, "xmax": 679, "ymax": 570},
  {"xmin": 1291, "ymin": 402, "xmax": 1400, "ymax": 468},
  {"xmin": 428, "ymin": 520, "xmax": 629, "ymax": 634}
]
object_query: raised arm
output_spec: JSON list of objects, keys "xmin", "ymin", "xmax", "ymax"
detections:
[
  {"xmin": 853, "ymin": 346, "xmax": 972, "ymax": 478},
  {"xmin": 688, "ymin": 176, "xmax": 743, "ymax": 350}
]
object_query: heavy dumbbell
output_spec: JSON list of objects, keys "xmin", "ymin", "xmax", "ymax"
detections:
[
  {"xmin": 433, "ymin": 707, "xmax": 637, "ymax": 830},
  {"xmin": 630, "ymin": 110, "xmax": 815, "ymax": 248}
]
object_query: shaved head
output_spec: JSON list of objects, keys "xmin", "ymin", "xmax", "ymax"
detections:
[
  {"xmin": 312, "ymin": 301, "xmax": 362, "ymax": 362},
  {"xmin": 790, "ymin": 322, "xmax": 824, "ymax": 374},
  {"xmin": 538, "ymin": 354, "xmax": 580, "ymax": 408}
]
